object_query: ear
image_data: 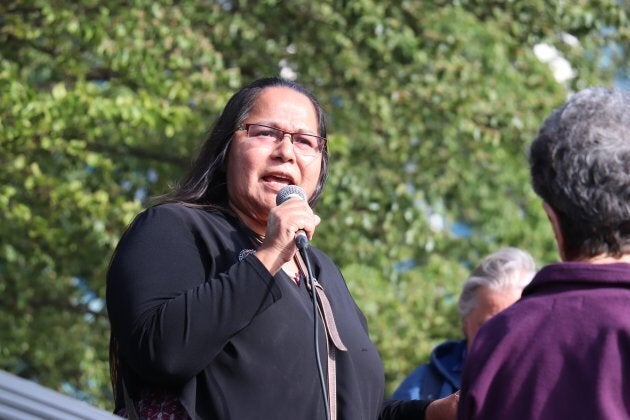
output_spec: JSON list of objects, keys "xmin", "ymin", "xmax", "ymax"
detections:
[{"xmin": 543, "ymin": 202, "xmax": 567, "ymax": 261}]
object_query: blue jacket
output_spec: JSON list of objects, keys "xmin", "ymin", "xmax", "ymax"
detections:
[{"xmin": 392, "ymin": 339, "xmax": 466, "ymax": 400}]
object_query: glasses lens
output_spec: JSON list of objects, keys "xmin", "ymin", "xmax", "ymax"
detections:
[
  {"xmin": 246, "ymin": 124, "xmax": 324, "ymax": 156},
  {"xmin": 292, "ymin": 134, "xmax": 323, "ymax": 156},
  {"xmin": 248, "ymin": 124, "xmax": 282, "ymax": 141}
]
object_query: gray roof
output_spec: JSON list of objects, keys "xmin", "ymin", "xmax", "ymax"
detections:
[{"xmin": 0, "ymin": 370, "xmax": 120, "ymax": 419}]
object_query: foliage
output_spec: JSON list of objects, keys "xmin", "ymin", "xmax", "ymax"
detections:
[{"xmin": 1, "ymin": 0, "xmax": 627, "ymax": 408}]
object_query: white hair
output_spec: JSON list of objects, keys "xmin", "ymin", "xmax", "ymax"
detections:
[{"xmin": 458, "ymin": 247, "xmax": 536, "ymax": 319}]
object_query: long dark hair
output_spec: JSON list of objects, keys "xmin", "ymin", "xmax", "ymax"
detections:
[{"xmin": 163, "ymin": 77, "xmax": 329, "ymax": 209}]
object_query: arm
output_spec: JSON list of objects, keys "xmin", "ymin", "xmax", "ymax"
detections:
[
  {"xmin": 426, "ymin": 392, "xmax": 459, "ymax": 420},
  {"xmin": 380, "ymin": 399, "xmax": 431, "ymax": 420},
  {"xmin": 379, "ymin": 394, "xmax": 458, "ymax": 420},
  {"xmin": 106, "ymin": 205, "xmax": 280, "ymax": 384}
]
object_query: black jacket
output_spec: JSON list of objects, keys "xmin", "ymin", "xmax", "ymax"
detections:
[{"xmin": 107, "ymin": 203, "xmax": 396, "ymax": 419}]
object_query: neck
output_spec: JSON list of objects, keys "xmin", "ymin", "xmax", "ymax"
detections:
[
  {"xmin": 572, "ymin": 254, "xmax": 630, "ymax": 264},
  {"xmin": 230, "ymin": 204, "xmax": 267, "ymax": 237}
]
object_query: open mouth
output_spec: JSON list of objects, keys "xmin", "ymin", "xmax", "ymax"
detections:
[{"xmin": 262, "ymin": 174, "xmax": 294, "ymax": 186}]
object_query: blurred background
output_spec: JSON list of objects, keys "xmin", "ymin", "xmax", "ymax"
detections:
[{"xmin": 1, "ymin": 0, "xmax": 628, "ymax": 410}]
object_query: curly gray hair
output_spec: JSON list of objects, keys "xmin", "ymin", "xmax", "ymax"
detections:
[{"xmin": 529, "ymin": 87, "xmax": 630, "ymax": 259}]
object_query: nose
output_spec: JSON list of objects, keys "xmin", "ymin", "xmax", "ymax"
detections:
[
  {"xmin": 280, "ymin": 132, "xmax": 294, "ymax": 144},
  {"xmin": 272, "ymin": 133, "xmax": 297, "ymax": 161}
]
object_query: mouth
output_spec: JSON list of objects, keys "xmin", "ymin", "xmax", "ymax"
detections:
[{"xmin": 262, "ymin": 173, "xmax": 295, "ymax": 188}]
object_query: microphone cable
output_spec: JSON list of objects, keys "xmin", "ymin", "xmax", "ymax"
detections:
[{"xmin": 300, "ymin": 245, "xmax": 331, "ymax": 420}]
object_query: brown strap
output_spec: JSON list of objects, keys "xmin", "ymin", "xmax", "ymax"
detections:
[
  {"xmin": 313, "ymin": 282, "xmax": 347, "ymax": 352},
  {"xmin": 327, "ymin": 344, "xmax": 337, "ymax": 420},
  {"xmin": 294, "ymin": 253, "xmax": 347, "ymax": 420},
  {"xmin": 294, "ymin": 253, "xmax": 347, "ymax": 352}
]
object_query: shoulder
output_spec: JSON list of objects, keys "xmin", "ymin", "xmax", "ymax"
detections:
[
  {"xmin": 463, "ymin": 308, "xmax": 533, "ymax": 376},
  {"xmin": 304, "ymin": 246, "xmax": 347, "ymax": 290},
  {"xmin": 117, "ymin": 204, "xmax": 236, "ymax": 249},
  {"xmin": 306, "ymin": 246, "xmax": 337, "ymax": 268},
  {"xmin": 433, "ymin": 339, "xmax": 467, "ymax": 359},
  {"xmin": 142, "ymin": 203, "xmax": 221, "ymax": 220},
  {"xmin": 133, "ymin": 203, "xmax": 229, "ymax": 229}
]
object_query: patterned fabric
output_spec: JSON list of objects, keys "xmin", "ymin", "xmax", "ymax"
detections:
[{"xmin": 115, "ymin": 389, "xmax": 190, "ymax": 419}]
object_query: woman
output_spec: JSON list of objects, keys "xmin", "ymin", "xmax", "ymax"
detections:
[{"xmin": 108, "ymin": 77, "xmax": 442, "ymax": 420}]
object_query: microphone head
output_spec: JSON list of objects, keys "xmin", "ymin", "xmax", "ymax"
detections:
[{"xmin": 276, "ymin": 185, "xmax": 307, "ymax": 205}]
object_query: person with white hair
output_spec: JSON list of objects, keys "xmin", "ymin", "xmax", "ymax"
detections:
[{"xmin": 393, "ymin": 247, "xmax": 536, "ymax": 401}]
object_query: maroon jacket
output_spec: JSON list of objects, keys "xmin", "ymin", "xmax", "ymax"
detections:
[{"xmin": 458, "ymin": 262, "xmax": 630, "ymax": 419}]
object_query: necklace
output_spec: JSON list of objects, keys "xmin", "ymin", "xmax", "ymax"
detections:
[
  {"xmin": 282, "ymin": 266, "xmax": 302, "ymax": 286},
  {"xmin": 251, "ymin": 233, "xmax": 264, "ymax": 246}
]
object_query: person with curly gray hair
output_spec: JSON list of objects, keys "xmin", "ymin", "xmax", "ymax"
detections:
[
  {"xmin": 459, "ymin": 87, "xmax": 630, "ymax": 419},
  {"xmin": 393, "ymin": 247, "xmax": 535, "ymax": 401}
]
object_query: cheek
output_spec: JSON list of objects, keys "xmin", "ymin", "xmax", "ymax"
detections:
[
  {"xmin": 300, "ymin": 159, "xmax": 323, "ymax": 195},
  {"xmin": 226, "ymin": 148, "xmax": 254, "ymax": 199},
  {"xmin": 227, "ymin": 144, "xmax": 259, "ymax": 183}
]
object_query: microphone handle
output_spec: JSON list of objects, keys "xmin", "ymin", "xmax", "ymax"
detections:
[{"xmin": 295, "ymin": 230, "xmax": 309, "ymax": 250}]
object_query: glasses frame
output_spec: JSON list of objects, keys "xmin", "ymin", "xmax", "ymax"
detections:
[{"xmin": 236, "ymin": 123, "xmax": 327, "ymax": 155}]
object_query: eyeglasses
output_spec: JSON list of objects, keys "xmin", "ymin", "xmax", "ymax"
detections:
[{"xmin": 236, "ymin": 123, "xmax": 326, "ymax": 157}]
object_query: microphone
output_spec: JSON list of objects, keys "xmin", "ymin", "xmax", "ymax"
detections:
[{"xmin": 275, "ymin": 185, "xmax": 309, "ymax": 250}]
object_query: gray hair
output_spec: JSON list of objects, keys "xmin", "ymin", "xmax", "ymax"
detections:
[
  {"xmin": 458, "ymin": 247, "xmax": 536, "ymax": 319},
  {"xmin": 529, "ymin": 87, "xmax": 630, "ymax": 259}
]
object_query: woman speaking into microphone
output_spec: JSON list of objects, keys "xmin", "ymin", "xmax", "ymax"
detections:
[{"xmin": 107, "ymin": 77, "xmax": 451, "ymax": 420}]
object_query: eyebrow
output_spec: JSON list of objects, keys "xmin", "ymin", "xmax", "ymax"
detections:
[{"xmin": 254, "ymin": 121, "xmax": 318, "ymax": 135}]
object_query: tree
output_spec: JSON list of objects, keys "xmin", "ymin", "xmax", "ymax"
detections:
[{"xmin": 1, "ymin": 0, "xmax": 627, "ymax": 408}]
